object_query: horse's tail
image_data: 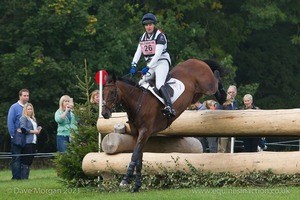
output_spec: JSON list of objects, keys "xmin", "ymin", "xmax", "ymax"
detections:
[
  {"xmin": 202, "ymin": 59, "xmax": 227, "ymax": 105},
  {"xmin": 202, "ymin": 59, "xmax": 224, "ymax": 76}
]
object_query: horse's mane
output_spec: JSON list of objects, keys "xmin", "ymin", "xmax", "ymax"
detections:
[
  {"xmin": 106, "ymin": 73, "xmax": 138, "ymax": 87},
  {"xmin": 117, "ymin": 77, "xmax": 138, "ymax": 87}
]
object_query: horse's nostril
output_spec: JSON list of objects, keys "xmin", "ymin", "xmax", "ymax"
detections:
[{"xmin": 102, "ymin": 113, "xmax": 110, "ymax": 119}]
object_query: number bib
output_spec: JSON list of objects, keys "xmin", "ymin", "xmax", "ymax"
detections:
[{"xmin": 140, "ymin": 40, "xmax": 156, "ymax": 55}]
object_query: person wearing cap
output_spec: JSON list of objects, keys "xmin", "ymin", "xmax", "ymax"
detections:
[{"xmin": 129, "ymin": 13, "xmax": 175, "ymax": 117}]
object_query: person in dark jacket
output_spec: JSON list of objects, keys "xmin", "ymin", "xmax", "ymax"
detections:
[
  {"xmin": 19, "ymin": 103, "xmax": 42, "ymax": 179},
  {"xmin": 7, "ymin": 89, "xmax": 30, "ymax": 180},
  {"xmin": 242, "ymin": 94, "xmax": 261, "ymax": 152},
  {"xmin": 217, "ymin": 85, "xmax": 239, "ymax": 153}
]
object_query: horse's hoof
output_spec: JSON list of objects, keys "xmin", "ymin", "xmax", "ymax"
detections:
[{"xmin": 119, "ymin": 180, "xmax": 129, "ymax": 187}]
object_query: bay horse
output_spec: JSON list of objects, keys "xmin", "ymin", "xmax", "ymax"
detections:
[{"xmin": 101, "ymin": 59, "xmax": 227, "ymax": 192}]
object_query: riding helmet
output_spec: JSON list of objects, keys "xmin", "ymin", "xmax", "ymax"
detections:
[{"xmin": 142, "ymin": 13, "xmax": 157, "ymax": 25}]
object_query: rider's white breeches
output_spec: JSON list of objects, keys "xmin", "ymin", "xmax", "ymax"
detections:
[{"xmin": 138, "ymin": 59, "xmax": 169, "ymax": 90}]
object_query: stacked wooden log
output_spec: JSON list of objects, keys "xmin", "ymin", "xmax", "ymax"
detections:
[
  {"xmin": 82, "ymin": 151, "xmax": 300, "ymax": 175},
  {"xmin": 102, "ymin": 133, "xmax": 203, "ymax": 154},
  {"xmin": 97, "ymin": 109, "xmax": 300, "ymax": 137}
]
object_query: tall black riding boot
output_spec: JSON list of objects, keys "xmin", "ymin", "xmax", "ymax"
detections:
[{"xmin": 159, "ymin": 85, "xmax": 176, "ymax": 117}]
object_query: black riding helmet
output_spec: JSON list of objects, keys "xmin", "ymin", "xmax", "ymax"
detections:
[{"xmin": 142, "ymin": 13, "xmax": 157, "ymax": 25}]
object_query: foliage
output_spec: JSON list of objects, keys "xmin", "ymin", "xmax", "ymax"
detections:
[
  {"xmin": 1, "ymin": 169, "xmax": 299, "ymax": 200},
  {"xmin": 59, "ymin": 153, "xmax": 300, "ymax": 190},
  {"xmin": 54, "ymin": 123, "xmax": 98, "ymax": 187},
  {"xmin": 1, "ymin": 0, "xmax": 300, "ymax": 153},
  {"xmin": 53, "ymin": 58, "xmax": 100, "ymax": 186},
  {"xmin": 140, "ymin": 169, "xmax": 300, "ymax": 190},
  {"xmin": 235, "ymin": 83, "xmax": 260, "ymax": 107},
  {"xmin": 96, "ymin": 159, "xmax": 300, "ymax": 192}
]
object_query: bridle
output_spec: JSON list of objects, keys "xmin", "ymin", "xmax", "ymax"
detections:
[{"xmin": 102, "ymin": 83, "xmax": 118, "ymax": 114}]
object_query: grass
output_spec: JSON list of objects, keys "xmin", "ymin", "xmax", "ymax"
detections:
[{"xmin": 0, "ymin": 169, "xmax": 299, "ymax": 200}]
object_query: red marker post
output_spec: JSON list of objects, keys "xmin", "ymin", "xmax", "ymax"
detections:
[
  {"xmin": 95, "ymin": 70, "xmax": 108, "ymax": 116},
  {"xmin": 94, "ymin": 70, "xmax": 108, "ymax": 154}
]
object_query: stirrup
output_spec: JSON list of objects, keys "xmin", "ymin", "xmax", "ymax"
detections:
[{"xmin": 161, "ymin": 106, "xmax": 176, "ymax": 117}]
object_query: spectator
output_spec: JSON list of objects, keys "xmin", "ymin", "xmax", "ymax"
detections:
[
  {"xmin": 55, "ymin": 95, "xmax": 78, "ymax": 153},
  {"xmin": 90, "ymin": 89, "xmax": 99, "ymax": 105},
  {"xmin": 190, "ymin": 101, "xmax": 206, "ymax": 110},
  {"xmin": 242, "ymin": 94, "xmax": 261, "ymax": 152},
  {"xmin": 19, "ymin": 103, "xmax": 42, "ymax": 179},
  {"xmin": 218, "ymin": 85, "xmax": 239, "ymax": 153},
  {"xmin": 90, "ymin": 89, "xmax": 99, "ymax": 114},
  {"xmin": 204, "ymin": 100, "xmax": 218, "ymax": 110},
  {"xmin": 192, "ymin": 100, "xmax": 219, "ymax": 153},
  {"xmin": 7, "ymin": 89, "xmax": 30, "ymax": 180}
]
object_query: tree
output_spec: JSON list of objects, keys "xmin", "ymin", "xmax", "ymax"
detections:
[{"xmin": 1, "ymin": 0, "xmax": 299, "ymax": 152}]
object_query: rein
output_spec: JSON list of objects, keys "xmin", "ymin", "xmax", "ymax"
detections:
[
  {"xmin": 102, "ymin": 83, "xmax": 118, "ymax": 114},
  {"xmin": 104, "ymin": 78, "xmax": 145, "ymax": 124},
  {"xmin": 130, "ymin": 88, "xmax": 146, "ymax": 123}
]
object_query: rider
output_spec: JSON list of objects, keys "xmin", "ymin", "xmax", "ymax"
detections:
[{"xmin": 130, "ymin": 13, "xmax": 176, "ymax": 117}]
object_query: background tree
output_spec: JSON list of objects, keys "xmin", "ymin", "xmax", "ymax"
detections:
[{"xmin": 0, "ymin": 0, "xmax": 299, "ymax": 152}]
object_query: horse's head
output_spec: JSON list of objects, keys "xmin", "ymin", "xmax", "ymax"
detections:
[{"xmin": 102, "ymin": 74, "xmax": 118, "ymax": 119}]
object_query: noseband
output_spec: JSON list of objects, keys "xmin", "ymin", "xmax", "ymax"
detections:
[{"xmin": 102, "ymin": 83, "xmax": 118, "ymax": 113}]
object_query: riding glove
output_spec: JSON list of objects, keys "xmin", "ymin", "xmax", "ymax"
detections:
[
  {"xmin": 141, "ymin": 67, "xmax": 149, "ymax": 75},
  {"xmin": 130, "ymin": 62, "xmax": 137, "ymax": 75},
  {"xmin": 130, "ymin": 67, "xmax": 137, "ymax": 75}
]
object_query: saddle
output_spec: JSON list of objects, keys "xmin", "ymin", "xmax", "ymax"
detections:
[
  {"xmin": 140, "ymin": 74, "xmax": 185, "ymax": 105},
  {"xmin": 145, "ymin": 74, "xmax": 174, "ymax": 97}
]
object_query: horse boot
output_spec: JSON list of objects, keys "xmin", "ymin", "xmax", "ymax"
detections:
[
  {"xmin": 120, "ymin": 161, "xmax": 135, "ymax": 187},
  {"xmin": 131, "ymin": 159, "xmax": 142, "ymax": 192},
  {"xmin": 159, "ymin": 85, "xmax": 176, "ymax": 117}
]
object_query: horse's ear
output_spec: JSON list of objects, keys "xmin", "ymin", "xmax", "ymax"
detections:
[{"xmin": 107, "ymin": 73, "xmax": 116, "ymax": 84}]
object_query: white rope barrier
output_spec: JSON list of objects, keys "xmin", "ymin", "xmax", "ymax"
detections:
[{"xmin": 0, "ymin": 152, "xmax": 57, "ymax": 159}]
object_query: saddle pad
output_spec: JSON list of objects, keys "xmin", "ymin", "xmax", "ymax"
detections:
[{"xmin": 141, "ymin": 78, "xmax": 185, "ymax": 105}]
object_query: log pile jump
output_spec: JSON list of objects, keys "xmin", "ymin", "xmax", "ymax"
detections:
[{"xmin": 82, "ymin": 109, "xmax": 300, "ymax": 176}]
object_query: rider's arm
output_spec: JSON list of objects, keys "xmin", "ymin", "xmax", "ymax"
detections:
[
  {"xmin": 147, "ymin": 44, "xmax": 164, "ymax": 68},
  {"xmin": 132, "ymin": 44, "xmax": 142, "ymax": 65}
]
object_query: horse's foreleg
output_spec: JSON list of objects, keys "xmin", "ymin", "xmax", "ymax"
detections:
[
  {"xmin": 121, "ymin": 129, "xmax": 149, "ymax": 192},
  {"xmin": 119, "ymin": 140, "xmax": 144, "ymax": 188},
  {"xmin": 120, "ymin": 137, "xmax": 144, "ymax": 187},
  {"xmin": 120, "ymin": 144, "xmax": 142, "ymax": 188},
  {"xmin": 131, "ymin": 154, "xmax": 143, "ymax": 193},
  {"xmin": 120, "ymin": 161, "xmax": 136, "ymax": 187}
]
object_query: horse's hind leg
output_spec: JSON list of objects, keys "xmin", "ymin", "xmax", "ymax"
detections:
[
  {"xmin": 213, "ymin": 70, "xmax": 227, "ymax": 105},
  {"xmin": 214, "ymin": 82, "xmax": 227, "ymax": 105}
]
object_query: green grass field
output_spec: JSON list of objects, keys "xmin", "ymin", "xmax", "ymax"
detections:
[{"xmin": 0, "ymin": 169, "xmax": 299, "ymax": 200}]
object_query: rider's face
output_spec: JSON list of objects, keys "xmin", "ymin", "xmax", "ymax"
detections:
[{"xmin": 144, "ymin": 23, "xmax": 155, "ymax": 34}]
